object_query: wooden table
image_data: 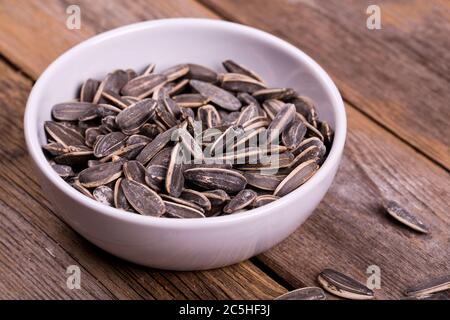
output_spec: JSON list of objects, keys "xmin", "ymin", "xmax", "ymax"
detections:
[{"xmin": 0, "ymin": 0, "xmax": 448, "ymax": 300}]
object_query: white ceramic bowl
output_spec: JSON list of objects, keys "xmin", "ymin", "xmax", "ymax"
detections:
[{"xmin": 24, "ymin": 19, "xmax": 346, "ymax": 270}]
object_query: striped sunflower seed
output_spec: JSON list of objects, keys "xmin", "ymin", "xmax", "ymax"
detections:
[
  {"xmin": 274, "ymin": 159, "xmax": 318, "ymax": 196},
  {"xmin": 115, "ymin": 99, "xmax": 156, "ymax": 135},
  {"xmin": 121, "ymin": 179, "xmax": 165, "ymax": 216},
  {"xmin": 44, "ymin": 121, "xmax": 85, "ymax": 147},
  {"xmin": 93, "ymin": 131, "xmax": 127, "ymax": 158},
  {"xmin": 252, "ymin": 195, "xmax": 279, "ymax": 208},
  {"xmin": 136, "ymin": 127, "xmax": 176, "ymax": 164},
  {"xmin": 93, "ymin": 185, "xmax": 114, "ymax": 206},
  {"xmin": 222, "ymin": 60, "xmax": 265, "ymax": 83},
  {"xmin": 114, "ymin": 178, "xmax": 132, "ymax": 211},
  {"xmin": 201, "ymin": 189, "xmax": 230, "ymax": 206},
  {"xmin": 52, "ymin": 102, "xmax": 97, "ymax": 121},
  {"xmin": 165, "ymin": 143, "xmax": 185, "ymax": 197},
  {"xmin": 163, "ymin": 200, "xmax": 205, "ymax": 219},
  {"xmin": 173, "ymin": 93, "xmax": 210, "ymax": 108},
  {"xmin": 223, "ymin": 189, "xmax": 257, "ymax": 214},
  {"xmin": 120, "ymin": 74, "xmax": 167, "ymax": 99},
  {"xmin": 184, "ymin": 168, "xmax": 247, "ymax": 193},
  {"xmin": 405, "ymin": 275, "xmax": 450, "ymax": 297},
  {"xmin": 253, "ymin": 88, "xmax": 297, "ymax": 102},
  {"xmin": 78, "ymin": 159, "xmax": 124, "ymax": 188},
  {"xmin": 244, "ymin": 172, "xmax": 285, "ymax": 191},
  {"xmin": 275, "ymin": 287, "xmax": 326, "ymax": 300},
  {"xmin": 282, "ymin": 120, "xmax": 307, "ymax": 149},
  {"xmin": 161, "ymin": 64, "xmax": 189, "ymax": 82},
  {"xmin": 180, "ymin": 189, "xmax": 212, "ymax": 211},
  {"xmin": 160, "ymin": 194, "xmax": 205, "ymax": 213},
  {"xmin": 186, "ymin": 63, "xmax": 218, "ymax": 83},
  {"xmin": 385, "ymin": 200, "xmax": 429, "ymax": 234},
  {"xmin": 190, "ymin": 80, "xmax": 241, "ymax": 111},
  {"xmin": 318, "ymin": 269, "xmax": 374, "ymax": 300},
  {"xmin": 220, "ymin": 73, "xmax": 266, "ymax": 93},
  {"xmin": 198, "ymin": 104, "xmax": 222, "ymax": 129},
  {"xmin": 145, "ymin": 164, "xmax": 167, "ymax": 191},
  {"xmin": 123, "ymin": 160, "xmax": 147, "ymax": 184},
  {"xmin": 267, "ymin": 104, "xmax": 296, "ymax": 143},
  {"xmin": 80, "ymin": 79, "xmax": 100, "ymax": 103}
]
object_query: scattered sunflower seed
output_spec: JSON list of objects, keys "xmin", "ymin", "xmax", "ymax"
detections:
[
  {"xmin": 318, "ymin": 269, "xmax": 374, "ymax": 300},
  {"xmin": 121, "ymin": 178, "xmax": 165, "ymax": 216},
  {"xmin": 274, "ymin": 287, "xmax": 326, "ymax": 300},
  {"xmin": 223, "ymin": 189, "xmax": 257, "ymax": 214},
  {"xmin": 405, "ymin": 275, "xmax": 450, "ymax": 297},
  {"xmin": 385, "ymin": 200, "xmax": 429, "ymax": 234}
]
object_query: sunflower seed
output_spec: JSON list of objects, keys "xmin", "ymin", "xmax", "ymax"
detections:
[
  {"xmin": 126, "ymin": 134, "xmax": 152, "ymax": 146},
  {"xmin": 274, "ymin": 159, "xmax": 318, "ymax": 196},
  {"xmin": 198, "ymin": 104, "xmax": 222, "ymax": 128},
  {"xmin": 52, "ymin": 102, "xmax": 97, "ymax": 121},
  {"xmin": 98, "ymin": 143, "xmax": 146, "ymax": 163},
  {"xmin": 145, "ymin": 165, "xmax": 167, "ymax": 191},
  {"xmin": 84, "ymin": 127, "xmax": 102, "ymax": 147},
  {"xmin": 318, "ymin": 269, "xmax": 374, "ymax": 300},
  {"xmin": 160, "ymin": 194, "xmax": 204, "ymax": 213},
  {"xmin": 208, "ymin": 125, "xmax": 245, "ymax": 157},
  {"xmin": 405, "ymin": 275, "xmax": 450, "ymax": 297},
  {"xmin": 141, "ymin": 63, "xmax": 156, "ymax": 75},
  {"xmin": 136, "ymin": 127, "xmax": 176, "ymax": 164},
  {"xmin": 175, "ymin": 128, "xmax": 203, "ymax": 161},
  {"xmin": 93, "ymin": 185, "xmax": 114, "ymax": 206},
  {"xmin": 93, "ymin": 70, "xmax": 129, "ymax": 103},
  {"xmin": 161, "ymin": 63, "xmax": 189, "ymax": 82},
  {"xmin": 80, "ymin": 79, "xmax": 100, "ymax": 103},
  {"xmin": 222, "ymin": 60, "xmax": 265, "ymax": 83},
  {"xmin": 113, "ymin": 178, "xmax": 132, "ymax": 211},
  {"xmin": 220, "ymin": 73, "xmax": 266, "ymax": 93},
  {"xmin": 93, "ymin": 131, "xmax": 127, "ymax": 158},
  {"xmin": 223, "ymin": 189, "xmax": 257, "ymax": 214},
  {"xmin": 190, "ymin": 80, "xmax": 241, "ymax": 111},
  {"xmin": 44, "ymin": 121, "xmax": 85, "ymax": 147},
  {"xmin": 186, "ymin": 63, "xmax": 218, "ymax": 83},
  {"xmin": 121, "ymin": 74, "xmax": 167, "ymax": 98},
  {"xmin": 71, "ymin": 180, "xmax": 94, "ymax": 199},
  {"xmin": 291, "ymin": 137, "xmax": 326, "ymax": 156},
  {"xmin": 148, "ymin": 146, "xmax": 172, "ymax": 167},
  {"xmin": 236, "ymin": 103, "xmax": 260, "ymax": 126},
  {"xmin": 115, "ymin": 99, "xmax": 156, "ymax": 134},
  {"xmin": 140, "ymin": 123, "xmax": 162, "ymax": 139},
  {"xmin": 165, "ymin": 143, "xmax": 185, "ymax": 197},
  {"xmin": 53, "ymin": 150, "xmax": 93, "ymax": 166},
  {"xmin": 235, "ymin": 151, "xmax": 294, "ymax": 171},
  {"xmin": 101, "ymin": 89, "xmax": 131, "ymax": 109},
  {"xmin": 121, "ymin": 179, "xmax": 165, "ymax": 216},
  {"xmin": 123, "ymin": 160, "xmax": 146, "ymax": 184},
  {"xmin": 49, "ymin": 162, "xmax": 74, "ymax": 178},
  {"xmin": 244, "ymin": 172, "xmax": 285, "ymax": 191},
  {"xmin": 320, "ymin": 121, "xmax": 334, "ymax": 148},
  {"xmin": 42, "ymin": 142, "xmax": 71, "ymax": 156},
  {"xmin": 282, "ymin": 120, "xmax": 307, "ymax": 149},
  {"xmin": 385, "ymin": 200, "xmax": 429, "ymax": 234},
  {"xmin": 163, "ymin": 200, "xmax": 205, "ymax": 218},
  {"xmin": 267, "ymin": 104, "xmax": 296, "ymax": 143},
  {"xmin": 290, "ymin": 95, "xmax": 317, "ymax": 125},
  {"xmin": 78, "ymin": 159, "xmax": 124, "ymax": 188},
  {"xmin": 184, "ymin": 168, "xmax": 247, "ymax": 193},
  {"xmin": 201, "ymin": 189, "xmax": 230, "ymax": 206},
  {"xmin": 253, "ymin": 88, "xmax": 297, "ymax": 102},
  {"xmin": 180, "ymin": 189, "xmax": 212, "ymax": 211},
  {"xmin": 275, "ymin": 287, "xmax": 326, "ymax": 300},
  {"xmin": 166, "ymin": 78, "xmax": 190, "ymax": 96},
  {"xmin": 262, "ymin": 99, "xmax": 284, "ymax": 120},
  {"xmin": 173, "ymin": 93, "xmax": 209, "ymax": 108},
  {"xmin": 289, "ymin": 145, "xmax": 323, "ymax": 168},
  {"xmin": 252, "ymin": 194, "xmax": 279, "ymax": 208}
]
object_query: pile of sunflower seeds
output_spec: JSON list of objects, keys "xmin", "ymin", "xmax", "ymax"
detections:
[{"xmin": 42, "ymin": 60, "xmax": 333, "ymax": 218}]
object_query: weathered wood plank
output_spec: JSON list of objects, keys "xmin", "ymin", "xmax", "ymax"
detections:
[
  {"xmin": 199, "ymin": 0, "xmax": 450, "ymax": 169},
  {"xmin": 256, "ymin": 105, "xmax": 450, "ymax": 299},
  {"xmin": 0, "ymin": 58, "xmax": 286, "ymax": 299},
  {"xmin": 0, "ymin": 0, "xmax": 218, "ymax": 78}
]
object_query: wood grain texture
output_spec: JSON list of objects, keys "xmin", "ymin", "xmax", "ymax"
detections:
[
  {"xmin": 256, "ymin": 105, "xmax": 450, "ymax": 299},
  {"xmin": 0, "ymin": 39, "xmax": 285, "ymax": 301},
  {"xmin": 0, "ymin": 0, "xmax": 218, "ymax": 78},
  {"xmin": 200, "ymin": 0, "xmax": 450, "ymax": 169}
]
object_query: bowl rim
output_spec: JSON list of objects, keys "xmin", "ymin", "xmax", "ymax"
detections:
[{"xmin": 24, "ymin": 18, "xmax": 346, "ymax": 229}]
